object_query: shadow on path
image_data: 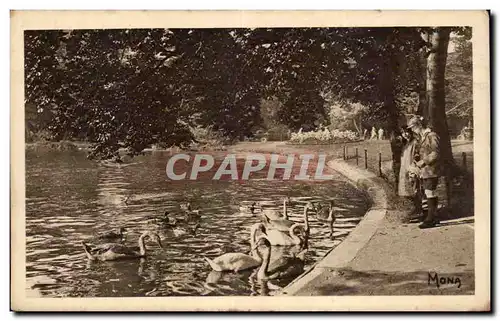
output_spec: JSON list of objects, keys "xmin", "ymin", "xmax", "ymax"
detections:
[{"xmin": 303, "ymin": 268, "xmax": 475, "ymax": 296}]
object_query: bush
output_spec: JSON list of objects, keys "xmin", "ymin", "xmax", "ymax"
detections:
[
  {"xmin": 289, "ymin": 128, "xmax": 358, "ymax": 145},
  {"xmin": 266, "ymin": 124, "xmax": 291, "ymax": 141},
  {"xmin": 25, "ymin": 129, "xmax": 52, "ymax": 143},
  {"xmin": 188, "ymin": 125, "xmax": 230, "ymax": 151},
  {"xmin": 25, "ymin": 140, "xmax": 79, "ymax": 152}
]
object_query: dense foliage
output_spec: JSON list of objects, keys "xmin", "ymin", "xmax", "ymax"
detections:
[
  {"xmin": 25, "ymin": 27, "xmax": 472, "ymax": 161},
  {"xmin": 445, "ymin": 33, "xmax": 473, "ymax": 135},
  {"xmin": 289, "ymin": 128, "xmax": 358, "ymax": 145}
]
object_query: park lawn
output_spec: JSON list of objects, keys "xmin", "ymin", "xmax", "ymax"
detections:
[
  {"xmin": 339, "ymin": 139, "xmax": 473, "ymax": 176},
  {"xmin": 232, "ymin": 139, "xmax": 473, "ymax": 178},
  {"xmin": 231, "ymin": 139, "xmax": 474, "ymax": 220}
]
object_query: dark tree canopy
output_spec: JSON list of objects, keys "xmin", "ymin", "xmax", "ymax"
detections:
[
  {"xmin": 25, "ymin": 27, "xmax": 467, "ymax": 163},
  {"xmin": 25, "ymin": 29, "xmax": 264, "ymax": 159}
]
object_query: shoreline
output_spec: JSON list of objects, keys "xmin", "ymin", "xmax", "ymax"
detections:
[
  {"xmin": 24, "ymin": 139, "xmax": 361, "ymax": 153},
  {"xmin": 279, "ymin": 158, "xmax": 388, "ymax": 295}
]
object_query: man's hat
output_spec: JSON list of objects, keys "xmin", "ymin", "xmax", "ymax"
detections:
[{"xmin": 407, "ymin": 115, "xmax": 424, "ymax": 129}]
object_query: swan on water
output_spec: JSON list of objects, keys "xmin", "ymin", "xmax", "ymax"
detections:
[
  {"xmin": 250, "ymin": 221, "xmax": 307, "ymax": 246},
  {"xmin": 259, "ymin": 197, "xmax": 290, "ymax": 221},
  {"xmin": 313, "ymin": 200, "xmax": 336, "ymax": 238},
  {"xmin": 204, "ymin": 223, "xmax": 263, "ymax": 272},
  {"xmin": 262, "ymin": 201, "xmax": 311, "ymax": 235},
  {"xmin": 81, "ymin": 231, "xmax": 163, "ymax": 261},
  {"xmin": 94, "ymin": 227, "xmax": 127, "ymax": 242},
  {"xmin": 254, "ymin": 235, "xmax": 306, "ymax": 280}
]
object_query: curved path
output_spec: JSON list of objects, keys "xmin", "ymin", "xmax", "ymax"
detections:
[{"xmin": 232, "ymin": 141, "xmax": 477, "ymax": 304}]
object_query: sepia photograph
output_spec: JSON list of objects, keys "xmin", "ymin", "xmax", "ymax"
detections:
[{"xmin": 10, "ymin": 10, "xmax": 490, "ymax": 311}]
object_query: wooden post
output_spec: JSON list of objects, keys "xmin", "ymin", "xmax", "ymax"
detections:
[
  {"xmin": 343, "ymin": 146, "xmax": 346, "ymax": 160},
  {"xmin": 345, "ymin": 146, "xmax": 348, "ymax": 160},
  {"xmin": 355, "ymin": 148, "xmax": 359, "ymax": 166},
  {"xmin": 364, "ymin": 149, "xmax": 368, "ymax": 169},
  {"xmin": 462, "ymin": 152, "xmax": 467, "ymax": 169},
  {"xmin": 378, "ymin": 152, "xmax": 382, "ymax": 176}
]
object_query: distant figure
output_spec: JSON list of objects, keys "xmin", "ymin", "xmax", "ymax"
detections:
[
  {"xmin": 363, "ymin": 128, "xmax": 368, "ymax": 140},
  {"xmin": 370, "ymin": 127, "xmax": 377, "ymax": 140},
  {"xmin": 378, "ymin": 128, "xmax": 384, "ymax": 140},
  {"xmin": 460, "ymin": 123, "xmax": 473, "ymax": 141}
]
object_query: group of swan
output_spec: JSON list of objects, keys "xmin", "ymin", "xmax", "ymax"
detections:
[
  {"xmin": 204, "ymin": 234, "xmax": 307, "ymax": 281},
  {"xmin": 82, "ymin": 202, "xmax": 200, "ymax": 261},
  {"xmin": 203, "ymin": 198, "xmax": 321, "ymax": 280},
  {"xmin": 81, "ymin": 197, "xmax": 337, "ymax": 282},
  {"xmin": 157, "ymin": 204, "xmax": 201, "ymax": 236}
]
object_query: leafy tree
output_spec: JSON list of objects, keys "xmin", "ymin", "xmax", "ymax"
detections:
[
  {"xmin": 445, "ymin": 33, "xmax": 473, "ymax": 132},
  {"xmin": 171, "ymin": 29, "xmax": 263, "ymax": 140},
  {"xmin": 325, "ymin": 98, "xmax": 368, "ymax": 136},
  {"xmin": 278, "ymin": 88, "xmax": 327, "ymax": 131},
  {"xmin": 258, "ymin": 97, "xmax": 291, "ymax": 141},
  {"xmin": 25, "ymin": 28, "xmax": 263, "ymax": 159},
  {"xmin": 26, "ymin": 29, "xmax": 189, "ymax": 159},
  {"xmin": 242, "ymin": 28, "xmax": 348, "ymax": 131}
]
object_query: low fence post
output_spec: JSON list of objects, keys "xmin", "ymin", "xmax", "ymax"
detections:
[
  {"xmin": 378, "ymin": 152, "xmax": 382, "ymax": 176},
  {"xmin": 355, "ymin": 148, "xmax": 359, "ymax": 166},
  {"xmin": 364, "ymin": 149, "xmax": 368, "ymax": 169},
  {"xmin": 462, "ymin": 152, "xmax": 467, "ymax": 169},
  {"xmin": 343, "ymin": 145, "xmax": 346, "ymax": 160}
]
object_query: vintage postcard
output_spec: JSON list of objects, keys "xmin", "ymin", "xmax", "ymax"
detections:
[{"xmin": 11, "ymin": 10, "xmax": 490, "ymax": 311}]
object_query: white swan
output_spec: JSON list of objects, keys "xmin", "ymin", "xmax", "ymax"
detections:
[
  {"xmin": 251, "ymin": 221, "xmax": 306, "ymax": 246},
  {"xmin": 203, "ymin": 223, "xmax": 263, "ymax": 272},
  {"xmin": 263, "ymin": 202, "xmax": 310, "ymax": 235},
  {"xmin": 260, "ymin": 197, "xmax": 290, "ymax": 221},
  {"xmin": 254, "ymin": 235, "xmax": 306, "ymax": 280},
  {"xmin": 204, "ymin": 252, "xmax": 260, "ymax": 273}
]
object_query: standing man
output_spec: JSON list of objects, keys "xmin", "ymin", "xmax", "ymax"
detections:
[
  {"xmin": 378, "ymin": 127, "xmax": 384, "ymax": 140},
  {"xmin": 370, "ymin": 127, "xmax": 377, "ymax": 140},
  {"xmin": 407, "ymin": 116, "xmax": 441, "ymax": 229}
]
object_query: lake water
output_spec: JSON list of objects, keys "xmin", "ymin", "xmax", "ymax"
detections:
[{"xmin": 25, "ymin": 149, "xmax": 369, "ymax": 297}]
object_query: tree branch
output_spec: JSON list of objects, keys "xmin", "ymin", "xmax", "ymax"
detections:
[{"xmin": 446, "ymin": 99, "xmax": 472, "ymax": 115}]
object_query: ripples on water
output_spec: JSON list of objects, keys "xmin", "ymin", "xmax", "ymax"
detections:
[{"xmin": 25, "ymin": 149, "xmax": 369, "ymax": 297}]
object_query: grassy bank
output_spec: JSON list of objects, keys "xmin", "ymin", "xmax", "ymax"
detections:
[{"xmin": 25, "ymin": 140, "xmax": 91, "ymax": 152}]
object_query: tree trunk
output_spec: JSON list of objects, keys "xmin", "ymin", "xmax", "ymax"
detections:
[
  {"xmin": 353, "ymin": 117, "xmax": 362, "ymax": 137},
  {"xmin": 380, "ymin": 46, "xmax": 401, "ymax": 191},
  {"xmin": 418, "ymin": 31, "xmax": 429, "ymax": 119},
  {"xmin": 418, "ymin": 59, "xmax": 427, "ymax": 118},
  {"xmin": 426, "ymin": 27, "xmax": 454, "ymax": 206}
]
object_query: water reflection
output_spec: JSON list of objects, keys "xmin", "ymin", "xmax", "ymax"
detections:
[{"xmin": 25, "ymin": 150, "xmax": 369, "ymax": 297}]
